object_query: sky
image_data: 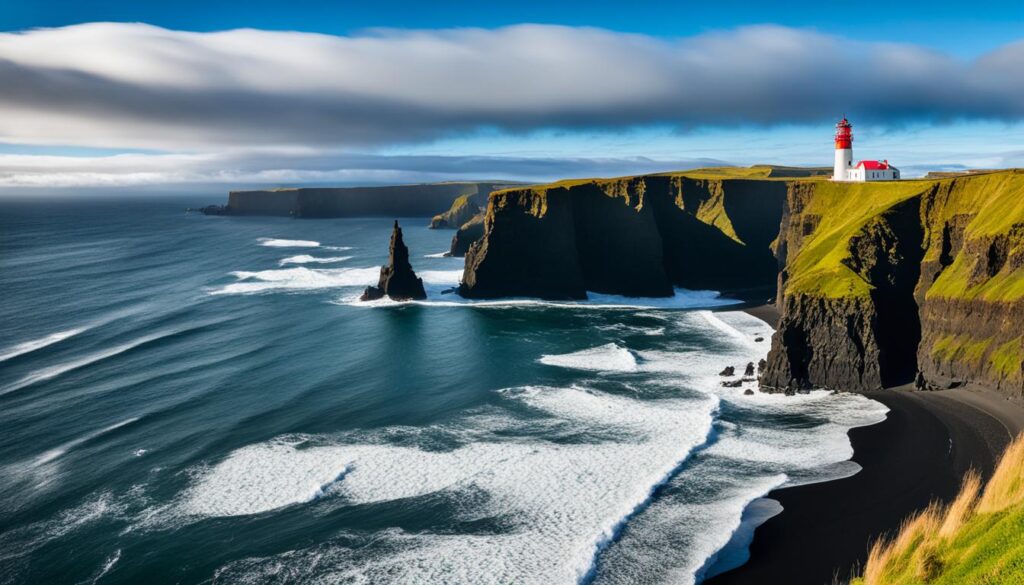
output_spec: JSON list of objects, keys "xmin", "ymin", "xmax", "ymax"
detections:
[{"xmin": 0, "ymin": 0, "xmax": 1022, "ymax": 192}]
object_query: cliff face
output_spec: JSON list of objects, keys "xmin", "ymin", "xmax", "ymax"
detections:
[
  {"xmin": 460, "ymin": 175, "xmax": 787, "ymax": 299},
  {"xmin": 763, "ymin": 171, "xmax": 1024, "ymax": 396},
  {"xmin": 430, "ymin": 194, "xmax": 483, "ymax": 229},
  {"xmin": 448, "ymin": 213, "xmax": 485, "ymax": 257},
  {"xmin": 227, "ymin": 182, "xmax": 508, "ymax": 218},
  {"xmin": 460, "ymin": 166, "xmax": 1023, "ymax": 397}
]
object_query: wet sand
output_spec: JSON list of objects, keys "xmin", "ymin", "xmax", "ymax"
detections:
[{"xmin": 705, "ymin": 385, "xmax": 1024, "ymax": 585}]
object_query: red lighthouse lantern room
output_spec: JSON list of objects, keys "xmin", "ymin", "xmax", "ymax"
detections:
[{"xmin": 835, "ymin": 117, "xmax": 853, "ymax": 149}]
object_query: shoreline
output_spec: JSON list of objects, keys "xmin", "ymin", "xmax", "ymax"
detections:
[
  {"xmin": 707, "ymin": 303, "xmax": 1024, "ymax": 584},
  {"xmin": 705, "ymin": 385, "xmax": 1023, "ymax": 585}
]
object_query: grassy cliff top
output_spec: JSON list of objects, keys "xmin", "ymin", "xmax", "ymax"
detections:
[
  {"xmin": 785, "ymin": 170, "xmax": 1024, "ymax": 301},
  {"xmin": 925, "ymin": 170, "xmax": 1024, "ymax": 302},
  {"xmin": 487, "ymin": 166, "xmax": 1024, "ymax": 303},
  {"xmin": 489, "ymin": 165, "xmax": 830, "ymax": 198},
  {"xmin": 784, "ymin": 179, "xmax": 937, "ymax": 298}
]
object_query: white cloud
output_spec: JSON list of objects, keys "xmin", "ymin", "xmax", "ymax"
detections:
[
  {"xmin": 1, "ymin": 23, "xmax": 1022, "ymax": 151},
  {"xmin": 0, "ymin": 23, "xmax": 1021, "ymax": 188}
]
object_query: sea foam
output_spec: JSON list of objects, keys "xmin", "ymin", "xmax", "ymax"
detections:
[
  {"xmin": 278, "ymin": 255, "xmax": 352, "ymax": 266},
  {"xmin": 257, "ymin": 238, "xmax": 320, "ymax": 248},
  {"xmin": 179, "ymin": 385, "xmax": 717, "ymax": 584},
  {"xmin": 212, "ymin": 267, "xmax": 381, "ymax": 295},
  {"xmin": 539, "ymin": 344, "xmax": 638, "ymax": 373},
  {"xmin": 0, "ymin": 327, "xmax": 86, "ymax": 363}
]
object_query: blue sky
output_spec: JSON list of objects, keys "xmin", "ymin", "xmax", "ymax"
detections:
[
  {"xmin": 4, "ymin": 0, "xmax": 1022, "ymax": 56},
  {"xmin": 0, "ymin": 1, "xmax": 1021, "ymax": 190}
]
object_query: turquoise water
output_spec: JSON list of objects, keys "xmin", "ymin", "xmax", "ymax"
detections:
[{"xmin": 0, "ymin": 198, "xmax": 887, "ymax": 584}]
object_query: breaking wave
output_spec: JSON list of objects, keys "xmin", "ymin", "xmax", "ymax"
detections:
[
  {"xmin": 212, "ymin": 267, "xmax": 381, "ymax": 295},
  {"xmin": 278, "ymin": 255, "xmax": 352, "ymax": 266},
  {"xmin": 0, "ymin": 327, "xmax": 86, "ymax": 363},
  {"xmin": 258, "ymin": 238, "xmax": 320, "ymax": 248},
  {"xmin": 540, "ymin": 344, "xmax": 638, "ymax": 373}
]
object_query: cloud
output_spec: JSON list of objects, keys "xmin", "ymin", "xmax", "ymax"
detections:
[
  {"xmin": 0, "ymin": 22, "xmax": 1022, "ymax": 152},
  {"xmin": 0, "ymin": 150, "xmax": 729, "ymax": 190}
]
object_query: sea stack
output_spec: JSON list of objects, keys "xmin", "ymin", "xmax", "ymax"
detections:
[{"xmin": 360, "ymin": 221, "xmax": 427, "ymax": 301}]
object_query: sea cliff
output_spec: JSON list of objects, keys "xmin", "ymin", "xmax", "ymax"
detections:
[
  {"xmin": 226, "ymin": 182, "xmax": 508, "ymax": 218},
  {"xmin": 460, "ymin": 170, "xmax": 790, "ymax": 299},
  {"xmin": 461, "ymin": 167, "xmax": 1024, "ymax": 397}
]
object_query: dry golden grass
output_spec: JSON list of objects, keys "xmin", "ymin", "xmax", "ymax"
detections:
[
  {"xmin": 854, "ymin": 433, "xmax": 1024, "ymax": 584},
  {"xmin": 978, "ymin": 435, "xmax": 1024, "ymax": 513},
  {"xmin": 938, "ymin": 470, "xmax": 980, "ymax": 538}
]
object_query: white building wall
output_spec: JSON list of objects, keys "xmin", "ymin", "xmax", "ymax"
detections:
[{"xmin": 847, "ymin": 167, "xmax": 900, "ymax": 182}]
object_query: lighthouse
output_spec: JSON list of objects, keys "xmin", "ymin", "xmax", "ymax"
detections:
[
  {"xmin": 831, "ymin": 117, "xmax": 900, "ymax": 182},
  {"xmin": 833, "ymin": 117, "xmax": 853, "ymax": 181}
]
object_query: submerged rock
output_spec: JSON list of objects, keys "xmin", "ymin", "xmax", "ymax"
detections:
[
  {"xmin": 722, "ymin": 380, "xmax": 743, "ymax": 388},
  {"xmin": 361, "ymin": 221, "xmax": 427, "ymax": 302}
]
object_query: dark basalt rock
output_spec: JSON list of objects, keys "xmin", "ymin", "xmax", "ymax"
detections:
[
  {"xmin": 743, "ymin": 389, "xmax": 755, "ymax": 395},
  {"xmin": 448, "ymin": 213, "xmax": 485, "ymax": 257},
  {"xmin": 459, "ymin": 176, "xmax": 787, "ymax": 300},
  {"xmin": 744, "ymin": 362, "xmax": 755, "ymax": 376},
  {"xmin": 754, "ymin": 337, "xmax": 765, "ymax": 342},
  {"xmin": 360, "ymin": 221, "xmax": 427, "ymax": 302},
  {"xmin": 719, "ymin": 366, "xmax": 735, "ymax": 376},
  {"xmin": 757, "ymin": 359, "xmax": 767, "ymax": 373},
  {"xmin": 722, "ymin": 380, "xmax": 743, "ymax": 388},
  {"xmin": 762, "ymin": 195, "xmax": 925, "ymax": 392}
]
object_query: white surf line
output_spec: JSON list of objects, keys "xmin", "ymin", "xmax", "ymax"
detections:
[
  {"xmin": 88, "ymin": 549, "xmax": 122, "ymax": 585},
  {"xmin": 33, "ymin": 417, "xmax": 140, "ymax": 467},
  {"xmin": 278, "ymin": 255, "xmax": 352, "ymax": 266},
  {"xmin": 0, "ymin": 324, "xmax": 217, "ymax": 397},
  {"xmin": 578, "ymin": 414, "xmax": 720, "ymax": 585},
  {"xmin": 0, "ymin": 327, "xmax": 86, "ymax": 363},
  {"xmin": 257, "ymin": 238, "xmax": 320, "ymax": 248}
]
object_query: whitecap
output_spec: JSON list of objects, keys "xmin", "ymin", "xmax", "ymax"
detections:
[
  {"xmin": 539, "ymin": 344, "xmax": 638, "ymax": 373},
  {"xmin": 278, "ymin": 255, "xmax": 352, "ymax": 266},
  {"xmin": 0, "ymin": 327, "xmax": 86, "ymax": 363},
  {"xmin": 32, "ymin": 417, "xmax": 139, "ymax": 467},
  {"xmin": 257, "ymin": 238, "xmax": 320, "ymax": 248},
  {"xmin": 176, "ymin": 386, "xmax": 717, "ymax": 584},
  {"xmin": 424, "ymin": 251, "xmax": 450, "ymax": 258},
  {"xmin": 212, "ymin": 267, "xmax": 381, "ymax": 295}
]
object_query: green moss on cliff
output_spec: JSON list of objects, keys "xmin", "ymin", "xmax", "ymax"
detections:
[
  {"xmin": 931, "ymin": 334, "xmax": 991, "ymax": 366},
  {"xmin": 924, "ymin": 171, "xmax": 1024, "ymax": 302},
  {"xmin": 783, "ymin": 180, "xmax": 936, "ymax": 298},
  {"xmin": 991, "ymin": 338, "xmax": 1024, "ymax": 380}
]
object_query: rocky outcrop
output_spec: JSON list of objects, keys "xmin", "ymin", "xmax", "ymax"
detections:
[
  {"xmin": 226, "ymin": 182, "xmax": 510, "ymax": 218},
  {"xmin": 448, "ymin": 212, "xmax": 485, "ymax": 257},
  {"xmin": 431, "ymin": 194, "xmax": 482, "ymax": 229},
  {"xmin": 763, "ymin": 193, "xmax": 925, "ymax": 391},
  {"xmin": 460, "ymin": 175, "xmax": 787, "ymax": 299},
  {"xmin": 361, "ymin": 221, "xmax": 427, "ymax": 301},
  {"xmin": 763, "ymin": 171, "xmax": 1024, "ymax": 397}
]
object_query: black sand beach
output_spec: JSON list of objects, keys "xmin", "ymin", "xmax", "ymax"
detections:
[{"xmin": 707, "ymin": 300, "xmax": 1024, "ymax": 584}]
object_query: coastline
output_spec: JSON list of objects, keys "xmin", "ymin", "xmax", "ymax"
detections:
[{"xmin": 704, "ymin": 359, "xmax": 1024, "ymax": 584}]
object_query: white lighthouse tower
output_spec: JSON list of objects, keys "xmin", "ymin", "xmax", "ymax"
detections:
[
  {"xmin": 832, "ymin": 117, "xmax": 853, "ymax": 181},
  {"xmin": 831, "ymin": 117, "xmax": 900, "ymax": 181}
]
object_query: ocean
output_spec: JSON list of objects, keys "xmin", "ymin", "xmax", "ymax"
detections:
[{"xmin": 0, "ymin": 197, "xmax": 888, "ymax": 584}]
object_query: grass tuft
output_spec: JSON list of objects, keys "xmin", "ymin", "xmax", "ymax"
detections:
[{"xmin": 852, "ymin": 433, "xmax": 1024, "ymax": 584}]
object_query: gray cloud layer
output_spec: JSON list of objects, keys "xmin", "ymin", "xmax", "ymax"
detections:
[
  {"xmin": 0, "ymin": 150, "xmax": 728, "ymax": 189},
  {"xmin": 1, "ymin": 23, "xmax": 1023, "ymax": 151}
]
